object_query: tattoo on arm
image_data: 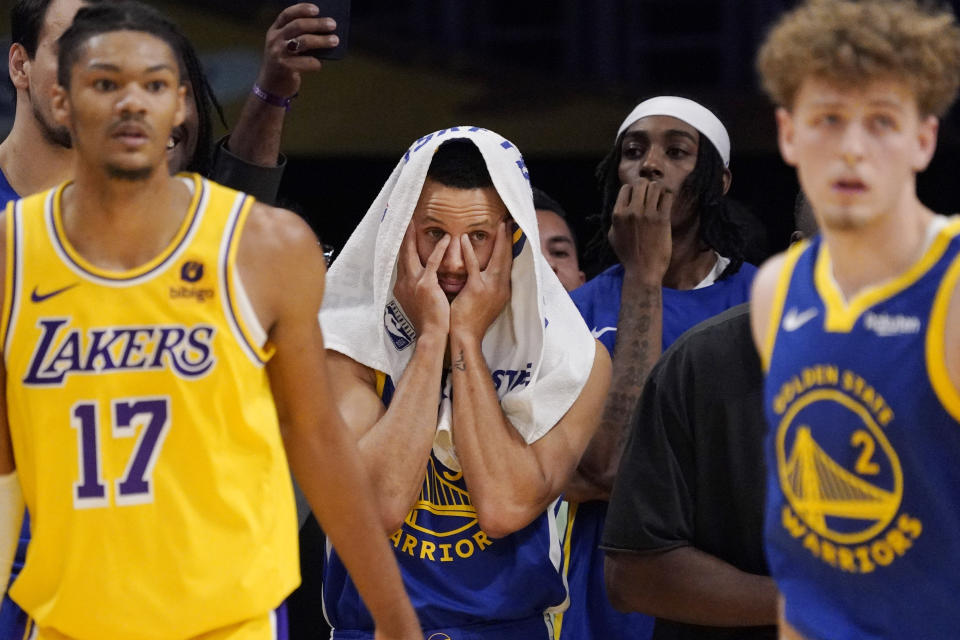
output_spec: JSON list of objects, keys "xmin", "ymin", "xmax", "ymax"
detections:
[{"xmin": 454, "ymin": 350, "xmax": 466, "ymax": 371}]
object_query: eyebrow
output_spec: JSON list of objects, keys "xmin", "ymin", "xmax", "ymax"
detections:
[
  {"xmin": 86, "ymin": 63, "xmax": 175, "ymax": 74},
  {"xmin": 546, "ymin": 235, "xmax": 574, "ymax": 244},
  {"xmin": 808, "ymin": 99, "xmax": 906, "ymax": 111},
  {"xmin": 423, "ymin": 214, "xmax": 491, "ymax": 229},
  {"xmin": 624, "ymin": 129, "xmax": 697, "ymax": 144}
]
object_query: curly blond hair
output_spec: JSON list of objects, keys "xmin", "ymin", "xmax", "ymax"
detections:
[{"xmin": 757, "ymin": 0, "xmax": 960, "ymax": 117}]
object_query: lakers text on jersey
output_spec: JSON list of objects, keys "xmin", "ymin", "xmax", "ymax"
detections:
[{"xmin": 1, "ymin": 175, "xmax": 299, "ymax": 640}]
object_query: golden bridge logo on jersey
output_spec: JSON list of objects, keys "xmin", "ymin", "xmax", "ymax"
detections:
[
  {"xmin": 389, "ymin": 458, "xmax": 493, "ymax": 563},
  {"xmin": 22, "ymin": 318, "xmax": 217, "ymax": 385},
  {"xmin": 773, "ymin": 364, "xmax": 923, "ymax": 574}
]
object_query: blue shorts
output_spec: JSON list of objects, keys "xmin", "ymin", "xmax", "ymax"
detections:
[{"xmin": 333, "ymin": 615, "xmax": 552, "ymax": 640}]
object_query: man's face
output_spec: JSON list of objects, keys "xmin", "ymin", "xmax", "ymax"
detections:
[
  {"xmin": 411, "ymin": 178, "xmax": 508, "ymax": 300},
  {"xmin": 166, "ymin": 81, "xmax": 198, "ymax": 173},
  {"xmin": 24, "ymin": 0, "xmax": 87, "ymax": 148},
  {"xmin": 617, "ymin": 115, "xmax": 700, "ymax": 229},
  {"xmin": 776, "ymin": 77, "xmax": 937, "ymax": 233},
  {"xmin": 52, "ymin": 30, "xmax": 186, "ymax": 182},
  {"xmin": 536, "ymin": 208, "xmax": 584, "ymax": 291}
]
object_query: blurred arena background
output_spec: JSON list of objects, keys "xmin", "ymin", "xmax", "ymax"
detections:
[{"xmin": 4, "ymin": 0, "xmax": 960, "ymax": 270}]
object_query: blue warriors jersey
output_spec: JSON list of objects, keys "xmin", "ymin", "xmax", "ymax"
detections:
[
  {"xmin": 561, "ymin": 261, "xmax": 755, "ymax": 640},
  {"xmin": 0, "ymin": 167, "xmax": 29, "ymax": 640},
  {"xmin": 0, "ymin": 169, "xmax": 16, "ymax": 209},
  {"xmin": 2, "ymin": 175, "xmax": 300, "ymax": 639},
  {"xmin": 761, "ymin": 221, "xmax": 960, "ymax": 640},
  {"xmin": 323, "ymin": 374, "xmax": 561, "ymax": 639}
]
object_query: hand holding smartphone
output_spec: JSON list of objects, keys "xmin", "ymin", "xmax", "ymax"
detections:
[{"xmin": 299, "ymin": 0, "xmax": 351, "ymax": 60}]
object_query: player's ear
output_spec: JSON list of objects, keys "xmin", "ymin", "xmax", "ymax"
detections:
[
  {"xmin": 776, "ymin": 107, "xmax": 798, "ymax": 167},
  {"xmin": 8, "ymin": 43, "xmax": 30, "ymax": 91},
  {"xmin": 912, "ymin": 114, "xmax": 938, "ymax": 172},
  {"xmin": 173, "ymin": 83, "xmax": 187, "ymax": 128},
  {"xmin": 721, "ymin": 168, "xmax": 732, "ymax": 195},
  {"xmin": 50, "ymin": 83, "xmax": 71, "ymax": 129}
]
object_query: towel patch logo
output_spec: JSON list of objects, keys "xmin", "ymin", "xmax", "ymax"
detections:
[{"xmin": 385, "ymin": 301, "xmax": 416, "ymax": 351}]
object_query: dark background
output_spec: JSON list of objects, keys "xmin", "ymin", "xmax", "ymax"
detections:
[
  {"xmin": 4, "ymin": 2, "xmax": 960, "ymax": 636},
  {"xmin": 5, "ymin": 0, "xmax": 960, "ymax": 271}
]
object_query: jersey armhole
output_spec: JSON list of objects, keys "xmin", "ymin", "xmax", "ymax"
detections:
[
  {"xmin": 760, "ymin": 241, "xmax": 808, "ymax": 371},
  {"xmin": 926, "ymin": 250, "xmax": 960, "ymax": 422},
  {"xmin": 220, "ymin": 193, "xmax": 275, "ymax": 365},
  {"xmin": 375, "ymin": 370, "xmax": 386, "ymax": 398},
  {"xmin": 1, "ymin": 202, "xmax": 22, "ymax": 365},
  {"xmin": 550, "ymin": 500, "xmax": 578, "ymax": 638}
]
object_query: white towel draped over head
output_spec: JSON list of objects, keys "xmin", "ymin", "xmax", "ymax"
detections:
[{"xmin": 320, "ymin": 126, "xmax": 596, "ymax": 470}]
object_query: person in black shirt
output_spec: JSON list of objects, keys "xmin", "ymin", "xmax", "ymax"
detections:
[{"xmin": 602, "ymin": 197, "xmax": 816, "ymax": 639}]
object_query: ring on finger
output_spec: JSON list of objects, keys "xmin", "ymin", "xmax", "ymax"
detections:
[{"xmin": 285, "ymin": 38, "xmax": 302, "ymax": 53}]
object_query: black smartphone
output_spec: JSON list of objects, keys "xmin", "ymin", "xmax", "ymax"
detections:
[{"xmin": 305, "ymin": 0, "xmax": 350, "ymax": 60}]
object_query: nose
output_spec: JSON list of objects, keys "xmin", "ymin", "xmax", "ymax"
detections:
[
  {"xmin": 639, "ymin": 147, "xmax": 664, "ymax": 180},
  {"xmin": 439, "ymin": 234, "xmax": 465, "ymax": 275},
  {"xmin": 839, "ymin": 121, "xmax": 866, "ymax": 166},
  {"xmin": 115, "ymin": 84, "xmax": 146, "ymax": 116}
]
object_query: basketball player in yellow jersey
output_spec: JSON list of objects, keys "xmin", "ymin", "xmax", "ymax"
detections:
[{"xmin": 0, "ymin": 3, "xmax": 421, "ymax": 639}]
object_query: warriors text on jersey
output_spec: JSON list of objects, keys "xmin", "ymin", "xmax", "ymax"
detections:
[
  {"xmin": 322, "ymin": 373, "xmax": 562, "ymax": 638},
  {"xmin": 761, "ymin": 218, "xmax": 960, "ymax": 640},
  {"xmin": 1, "ymin": 175, "xmax": 299, "ymax": 639}
]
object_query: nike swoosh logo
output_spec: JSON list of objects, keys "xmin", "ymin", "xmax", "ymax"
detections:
[
  {"xmin": 591, "ymin": 326, "xmax": 617, "ymax": 339},
  {"xmin": 782, "ymin": 307, "xmax": 819, "ymax": 332},
  {"xmin": 31, "ymin": 283, "xmax": 79, "ymax": 303}
]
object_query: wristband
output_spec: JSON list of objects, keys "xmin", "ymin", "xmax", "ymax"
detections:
[{"xmin": 252, "ymin": 83, "xmax": 298, "ymax": 112}]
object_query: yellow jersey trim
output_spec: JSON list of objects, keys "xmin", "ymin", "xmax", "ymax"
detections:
[
  {"xmin": 49, "ymin": 174, "xmax": 204, "ymax": 283},
  {"xmin": 926, "ymin": 250, "xmax": 960, "ymax": 423},
  {"xmin": 761, "ymin": 241, "xmax": 808, "ymax": 372},
  {"xmin": 375, "ymin": 370, "xmax": 387, "ymax": 398},
  {"xmin": 552, "ymin": 501, "xmax": 578, "ymax": 639},
  {"xmin": 223, "ymin": 193, "xmax": 274, "ymax": 364},
  {"xmin": 816, "ymin": 218, "xmax": 960, "ymax": 332}
]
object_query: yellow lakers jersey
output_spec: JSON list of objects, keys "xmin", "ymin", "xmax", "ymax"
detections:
[{"xmin": 1, "ymin": 175, "xmax": 299, "ymax": 639}]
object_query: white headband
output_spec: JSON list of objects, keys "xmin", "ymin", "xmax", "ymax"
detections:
[{"xmin": 616, "ymin": 96, "xmax": 731, "ymax": 167}]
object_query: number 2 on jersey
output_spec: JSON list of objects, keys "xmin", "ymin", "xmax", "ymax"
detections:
[{"xmin": 72, "ymin": 397, "xmax": 171, "ymax": 508}]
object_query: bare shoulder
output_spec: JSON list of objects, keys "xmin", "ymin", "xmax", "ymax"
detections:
[
  {"xmin": 585, "ymin": 338, "xmax": 612, "ymax": 396},
  {"xmin": 235, "ymin": 202, "xmax": 325, "ymax": 332},
  {"xmin": 325, "ymin": 349, "xmax": 386, "ymax": 435},
  {"xmin": 750, "ymin": 251, "xmax": 791, "ymax": 357},
  {"xmin": 942, "ymin": 258, "xmax": 960, "ymax": 391},
  {"xmin": 550, "ymin": 339, "xmax": 611, "ymax": 440},
  {"xmin": 327, "ymin": 348, "xmax": 377, "ymax": 388},
  {"xmin": 239, "ymin": 202, "xmax": 322, "ymax": 270}
]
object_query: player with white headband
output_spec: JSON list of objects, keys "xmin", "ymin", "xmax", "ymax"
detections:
[{"xmin": 556, "ymin": 96, "xmax": 757, "ymax": 640}]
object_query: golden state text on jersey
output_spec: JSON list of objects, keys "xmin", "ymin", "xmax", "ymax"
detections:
[
  {"xmin": 760, "ymin": 221, "xmax": 960, "ymax": 639},
  {"xmin": 0, "ymin": 175, "xmax": 299, "ymax": 640}
]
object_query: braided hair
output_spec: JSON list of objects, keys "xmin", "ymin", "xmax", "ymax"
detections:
[
  {"xmin": 175, "ymin": 29, "xmax": 226, "ymax": 175},
  {"xmin": 586, "ymin": 130, "xmax": 746, "ymax": 278}
]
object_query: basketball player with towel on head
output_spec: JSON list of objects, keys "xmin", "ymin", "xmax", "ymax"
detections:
[{"xmin": 319, "ymin": 129, "xmax": 611, "ymax": 639}]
